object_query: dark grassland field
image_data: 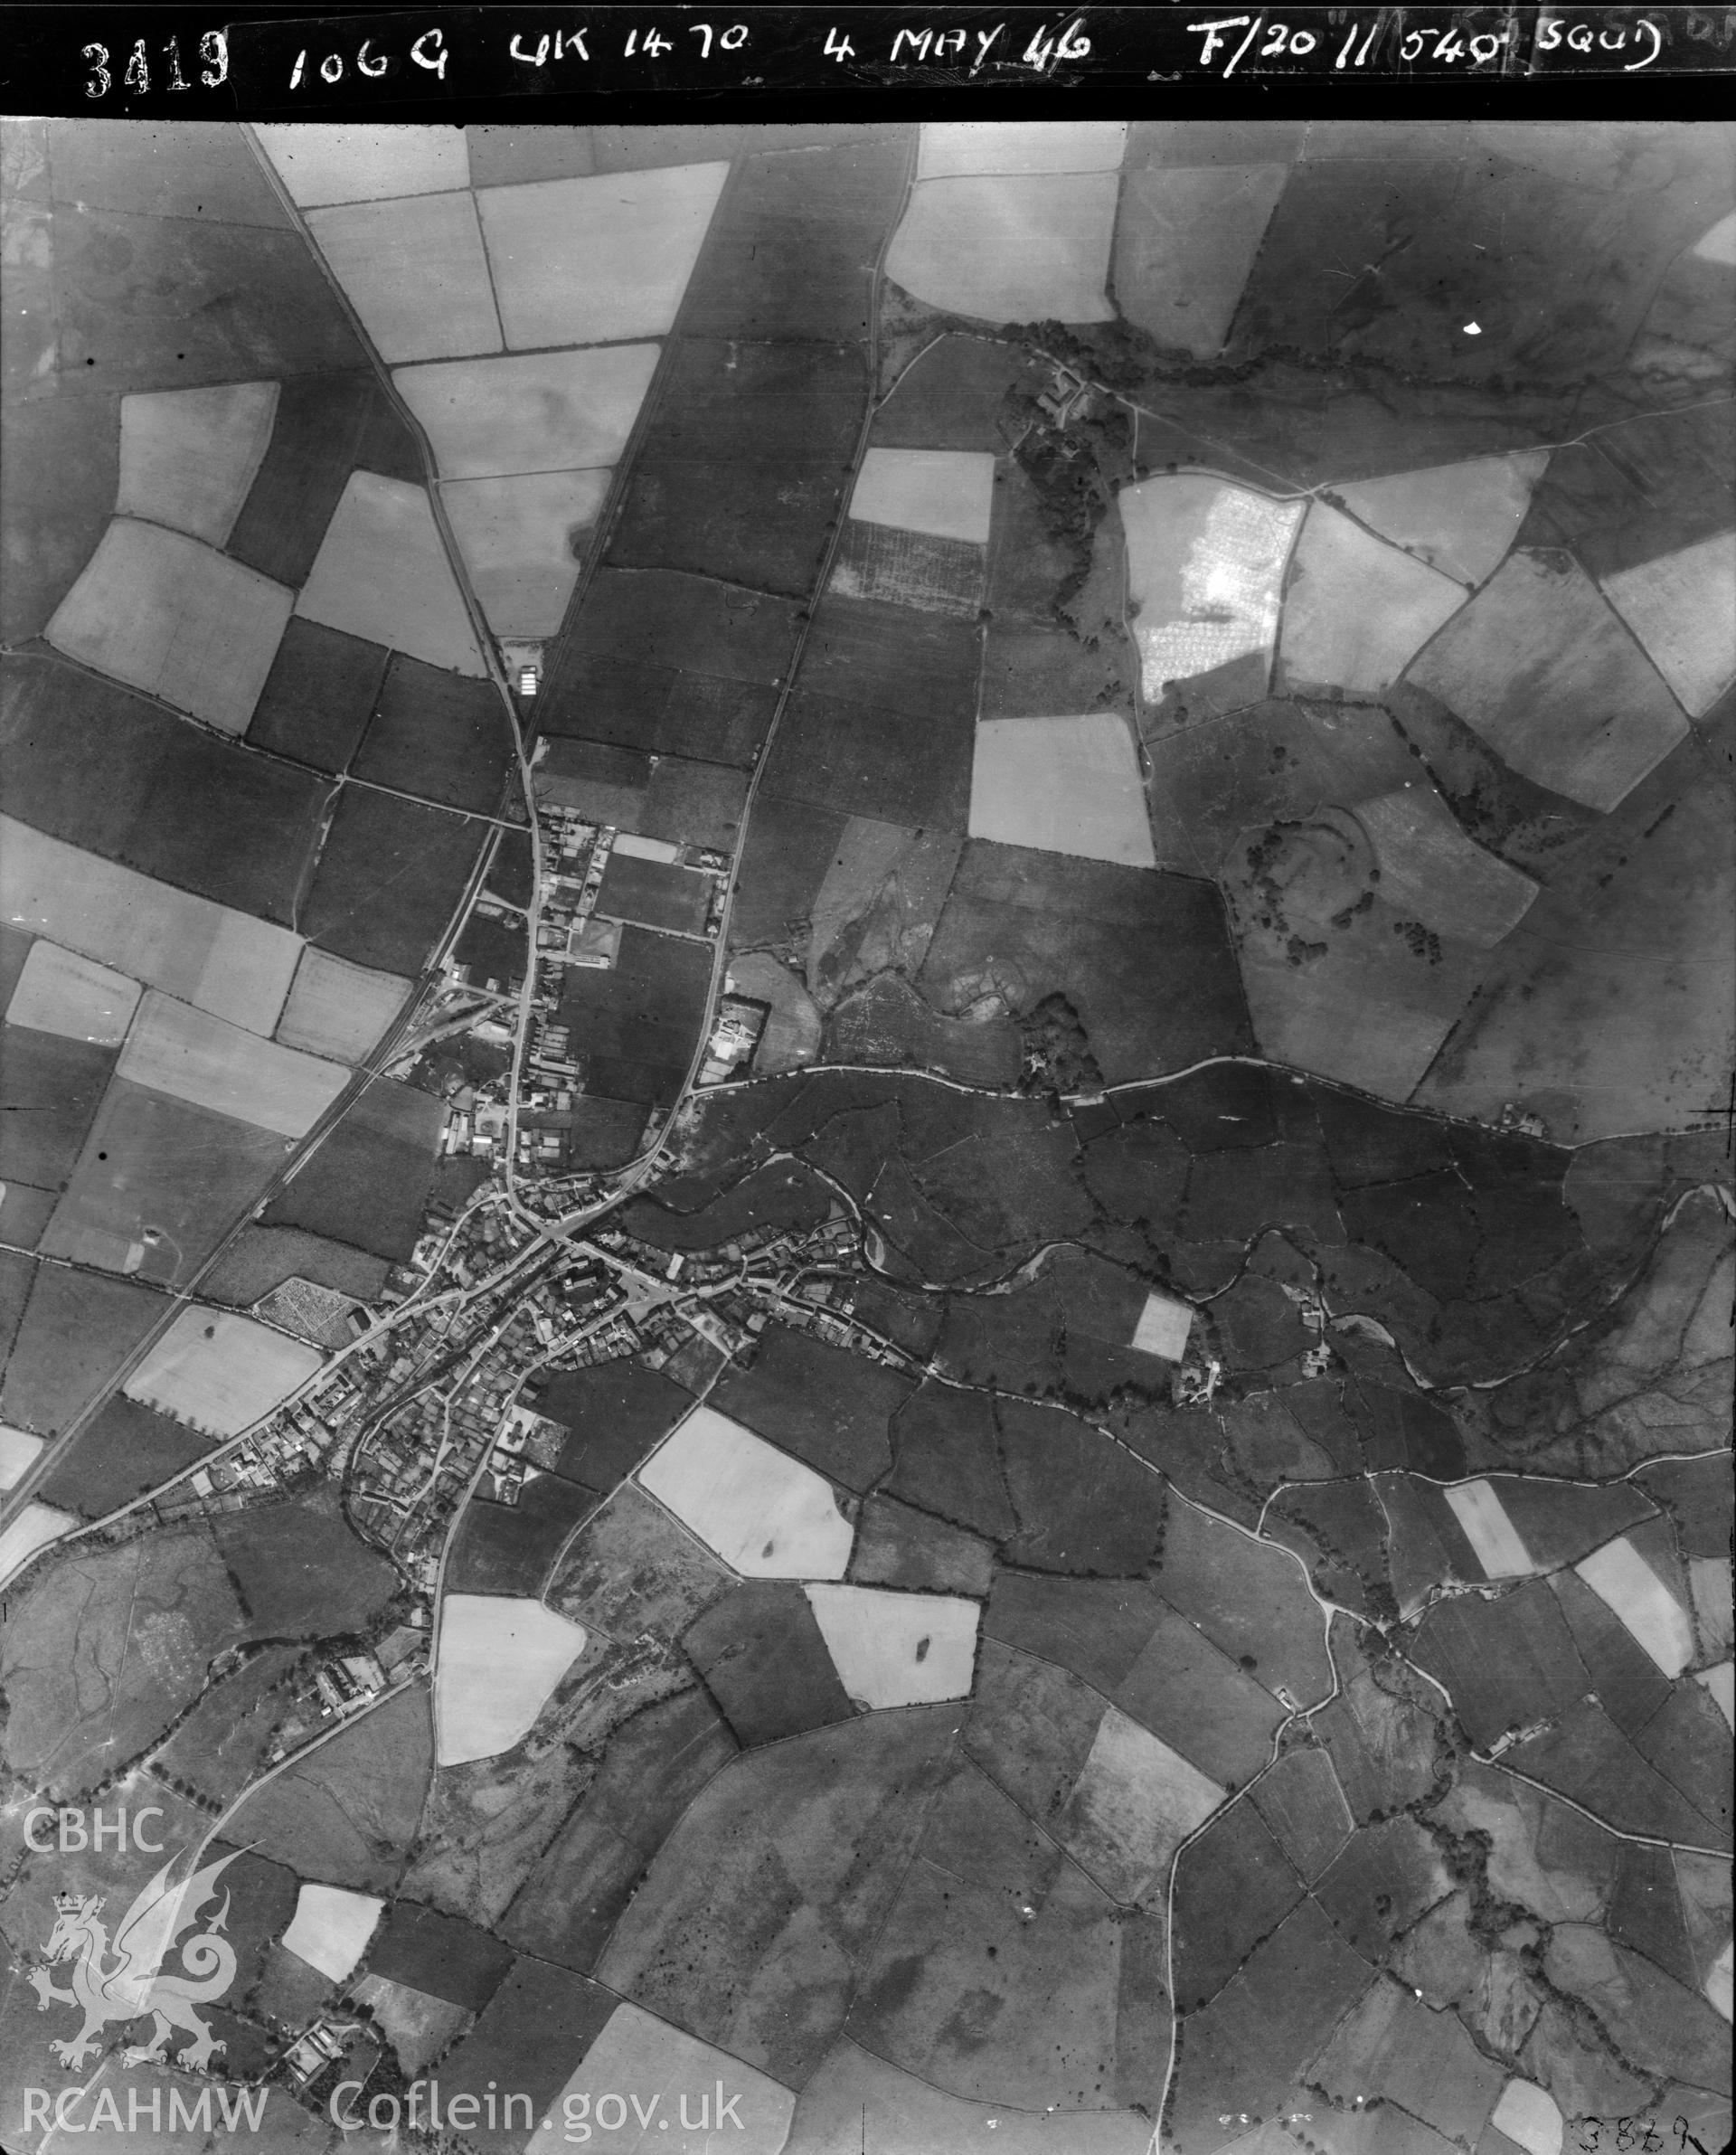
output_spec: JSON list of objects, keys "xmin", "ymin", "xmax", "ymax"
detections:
[
  {"xmin": 729, "ymin": 792, "xmax": 851, "ymax": 950},
  {"xmin": 919, "ymin": 842, "xmax": 1253, "ymax": 1083},
  {"xmin": 760, "ymin": 682, "xmax": 976, "ymax": 830},
  {"xmin": 439, "ymin": 1958, "xmax": 616, "ymax": 2132},
  {"xmin": 1170, "ymin": 1800, "xmax": 1306, "ymax": 2011},
  {"xmin": 37, "ymin": 1394, "xmax": 212, "ymax": 1518},
  {"xmin": 448, "ymin": 1475, "xmax": 595, "ymax": 1596},
  {"xmin": 299, "ymin": 786, "xmax": 488, "ymax": 977},
  {"xmin": 537, "ymin": 1359, "xmax": 695, "ymax": 1494},
  {"xmin": 607, "ymin": 439, "xmax": 850, "ymax": 598},
  {"xmin": 155, "ymin": 1642, "xmax": 302, "ymax": 1806},
  {"xmin": 0, "ymin": 1022, "xmax": 114, "ymax": 1193},
  {"xmin": 44, "ymin": 1082, "xmax": 294, "ymax": 1289},
  {"xmin": 711, "ymin": 1321, "xmax": 911, "ymax": 1492},
  {"xmin": 203, "ymin": 1223, "xmax": 390, "ymax": 1306},
  {"xmin": 873, "ymin": 335, "xmax": 1031, "ymax": 452},
  {"xmin": 222, "ymin": 1686, "xmax": 432, "ymax": 1895},
  {"xmin": 500, "ymin": 1688, "xmax": 739, "ymax": 1974},
  {"xmin": 0, "ymin": 1248, "xmax": 33, "ymax": 1368},
  {"xmin": 537, "ymin": 647, "xmax": 780, "ymax": 768},
  {"xmin": 646, "ymin": 338, "xmax": 865, "ymax": 468},
  {"xmin": 2, "ymin": 654, "xmax": 326, "ymax": 922},
  {"xmin": 684, "ymin": 1580, "xmax": 857, "ymax": 1747},
  {"xmin": 366, "ymin": 1900, "xmax": 516, "ymax": 2013},
  {"xmin": 213, "ymin": 1486, "xmax": 398, "ymax": 1640},
  {"xmin": 640, "ymin": 752, "xmax": 750, "ymax": 849},
  {"xmin": 263, "ymin": 1076, "xmax": 443, "ymax": 1262},
  {"xmin": 557, "ymin": 925, "xmax": 714, "ymax": 1107},
  {"xmin": 454, "ymin": 907, "xmax": 527, "ymax": 990},
  {"xmin": 561, "ymin": 1092, "xmax": 652, "ymax": 1168},
  {"xmin": 621, "ymin": 1158, "xmax": 834, "ymax": 1252},
  {"xmin": 539, "ymin": 569, "xmax": 797, "ymax": 767},
  {"xmin": 247, "ymin": 616, "xmax": 391, "ymax": 772},
  {"xmin": 677, "ymin": 137, "xmax": 910, "ymax": 345},
  {"xmin": 227, "ymin": 372, "xmax": 422, "ymax": 589},
  {"xmin": 354, "ymin": 654, "xmax": 516, "ymax": 816},
  {"xmin": 594, "ymin": 851, "xmax": 711, "ymax": 936},
  {"xmin": 0, "ymin": 1262, "xmax": 169, "ymax": 1437}
]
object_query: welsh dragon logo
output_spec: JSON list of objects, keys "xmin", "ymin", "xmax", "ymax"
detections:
[{"xmin": 29, "ymin": 1847, "xmax": 240, "ymax": 2073}]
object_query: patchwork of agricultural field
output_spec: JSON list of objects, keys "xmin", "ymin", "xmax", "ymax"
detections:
[{"xmin": 1, "ymin": 110, "xmax": 1731, "ymax": 2155}]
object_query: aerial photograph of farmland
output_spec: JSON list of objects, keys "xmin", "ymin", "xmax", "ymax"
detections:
[{"xmin": 0, "ymin": 94, "xmax": 1731, "ymax": 2155}]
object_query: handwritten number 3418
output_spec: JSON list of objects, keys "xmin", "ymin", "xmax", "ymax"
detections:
[{"xmin": 84, "ymin": 34, "xmax": 229, "ymax": 96}]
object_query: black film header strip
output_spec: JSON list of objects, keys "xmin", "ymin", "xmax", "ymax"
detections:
[{"xmin": 23, "ymin": 7, "xmax": 1736, "ymax": 117}]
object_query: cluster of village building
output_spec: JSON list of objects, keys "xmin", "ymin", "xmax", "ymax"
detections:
[
  {"xmin": 430, "ymin": 795, "xmax": 771, "ymax": 1185},
  {"xmin": 140, "ymin": 1187, "xmax": 900, "ymax": 1616}
]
